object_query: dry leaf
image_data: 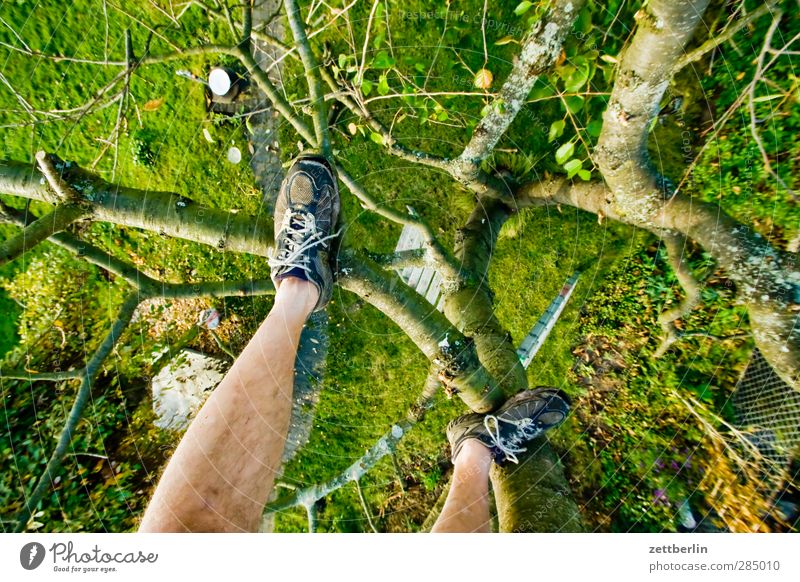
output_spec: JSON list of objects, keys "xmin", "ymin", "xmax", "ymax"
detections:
[{"xmin": 143, "ymin": 97, "xmax": 165, "ymax": 111}]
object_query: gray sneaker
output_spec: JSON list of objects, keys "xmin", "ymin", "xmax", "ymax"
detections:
[
  {"xmin": 269, "ymin": 155, "xmax": 341, "ymax": 311},
  {"xmin": 446, "ymin": 387, "xmax": 571, "ymax": 465}
]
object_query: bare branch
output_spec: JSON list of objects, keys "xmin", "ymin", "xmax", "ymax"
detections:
[
  {"xmin": 0, "ymin": 369, "xmax": 83, "ymax": 382},
  {"xmin": 0, "ymin": 158, "xmax": 274, "ymax": 257},
  {"xmin": 335, "ymin": 164, "xmax": 462, "ymax": 283},
  {"xmin": 0, "ymin": 203, "xmax": 89, "ymax": 266},
  {"xmin": 14, "ymin": 292, "xmax": 141, "ymax": 532},
  {"xmin": 283, "ymin": 0, "xmax": 331, "ymax": 155},
  {"xmin": 673, "ymin": 1, "xmax": 778, "ymax": 74},
  {"xmin": 747, "ymin": 10, "xmax": 797, "ymax": 202},
  {"xmin": 595, "ymin": 0, "xmax": 711, "ymax": 211},
  {"xmin": 654, "ymin": 235, "xmax": 703, "ymax": 358},
  {"xmin": 515, "ymin": 176, "xmax": 800, "ymax": 390},
  {"xmin": 337, "ymin": 250, "xmax": 504, "ymax": 412}
]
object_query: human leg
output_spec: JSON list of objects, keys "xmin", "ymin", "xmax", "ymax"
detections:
[
  {"xmin": 139, "ymin": 279, "xmax": 317, "ymax": 532},
  {"xmin": 139, "ymin": 156, "xmax": 340, "ymax": 532},
  {"xmin": 431, "ymin": 388, "xmax": 571, "ymax": 533}
]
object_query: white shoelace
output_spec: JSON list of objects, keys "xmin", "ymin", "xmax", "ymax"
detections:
[
  {"xmin": 483, "ymin": 414, "xmax": 541, "ymax": 464},
  {"xmin": 268, "ymin": 210, "xmax": 338, "ymax": 277}
]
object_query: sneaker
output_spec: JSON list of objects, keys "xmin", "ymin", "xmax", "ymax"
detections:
[
  {"xmin": 446, "ymin": 387, "xmax": 571, "ymax": 465},
  {"xmin": 269, "ymin": 155, "xmax": 341, "ymax": 312}
]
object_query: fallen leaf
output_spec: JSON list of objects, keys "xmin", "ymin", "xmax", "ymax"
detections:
[{"xmin": 143, "ymin": 97, "xmax": 165, "ymax": 111}]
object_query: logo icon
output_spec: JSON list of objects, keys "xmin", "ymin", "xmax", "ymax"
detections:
[{"xmin": 20, "ymin": 542, "xmax": 46, "ymax": 570}]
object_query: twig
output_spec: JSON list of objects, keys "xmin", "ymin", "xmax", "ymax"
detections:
[
  {"xmin": 747, "ymin": 11, "xmax": 797, "ymax": 202},
  {"xmin": 673, "ymin": 1, "xmax": 778, "ymax": 73},
  {"xmin": 335, "ymin": 165, "xmax": 461, "ymax": 281},
  {"xmin": 0, "ymin": 203, "xmax": 89, "ymax": 266},
  {"xmin": 354, "ymin": 479, "xmax": 379, "ymax": 532},
  {"xmin": 654, "ymin": 235, "xmax": 703, "ymax": 358},
  {"xmin": 355, "ymin": 0, "xmax": 381, "ymax": 87}
]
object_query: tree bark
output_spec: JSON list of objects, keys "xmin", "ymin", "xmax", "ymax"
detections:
[{"xmin": 491, "ymin": 439, "xmax": 584, "ymax": 532}]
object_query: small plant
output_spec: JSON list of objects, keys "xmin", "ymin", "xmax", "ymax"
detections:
[{"xmin": 131, "ymin": 128, "xmax": 158, "ymax": 167}]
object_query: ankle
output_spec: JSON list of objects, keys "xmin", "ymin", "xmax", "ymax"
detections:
[
  {"xmin": 454, "ymin": 439, "xmax": 493, "ymax": 477},
  {"xmin": 274, "ymin": 277, "xmax": 319, "ymax": 314}
]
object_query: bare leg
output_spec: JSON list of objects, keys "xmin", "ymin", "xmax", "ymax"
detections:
[
  {"xmin": 139, "ymin": 279, "xmax": 318, "ymax": 532},
  {"xmin": 431, "ymin": 440, "xmax": 493, "ymax": 533}
]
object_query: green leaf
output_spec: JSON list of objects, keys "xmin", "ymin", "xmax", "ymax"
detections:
[
  {"xmin": 360, "ymin": 79, "xmax": 373, "ymax": 96},
  {"xmin": 752, "ymin": 94, "xmax": 783, "ymax": 103},
  {"xmin": 514, "ymin": 1, "xmax": 533, "ymax": 15},
  {"xmin": 549, "ymin": 119, "xmax": 566, "ymax": 142},
  {"xmin": 586, "ymin": 119, "xmax": 603, "ymax": 138},
  {"xmin": 372, "ymin": 51, "xmax": 395, "ymax": 69},
  {"xmin": 564, "ymin": 95, "xmax": 585, "ymax": 114},
  {"xmin": 377, "ymin": 75, "xmax": 390, "ymax": 96},
  {"xmin": 414, "ymin": 62, "xmax": 426, "ymax": 73},
  {"xmin": 577, "ymin": 169, "xmax": 592, "ymax": 181},
  {"xmin": 555, "ymin": 141, "xmax": 575, "ymax": 164},
  {"xmin": 369, "ymin": 132, "xmax": 384, "ymax": 146},
  {"xmin": 564, "ymin": 158, "xmax": 582, "ymax": 179},
  {"xmin": 564, "ymin": 62, "xmax": 590, "ymax": 92},
  {"xmin": 494, "ymin": 35, "xmax": 518, "ymax": 46}
]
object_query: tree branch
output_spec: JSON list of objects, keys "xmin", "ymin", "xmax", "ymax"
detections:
[
  {"xmin": 454, "ymin": 0, "xmax": 584, "ymax": 182},
  {"xmin": 14, "ymin": 292, "xmax": 141, "ymax": 531},
  {"xmin": 283, "ymin": 0, "xmax": 330, "ymax": 155},
  {"xmin": 442, "ymin": 196, "xmax": 528, "ymax": 394},
  {"xmin": 514, "ymin": 177, "xmax": 800, "ymax": 390},
  {"xmin": 335, "ymin": 164, "xmax": 462, "ymax": 284},
  {"xmin": 337, "ymin": 250, "xmax": 504, "ymax": 412},
  {"xmin": 0, "ymin": 203, "xmax": 89, "ymax": 266},
  {"xmin": 654, "ymin": 234, "xmax": 703, "ymax": 358},
  {"xmin": 0, "ymin": 158, "xmax": 274, "ymax": 257},
  {"xmin": 595, "ymin": 0, "xmax": 711, "ymax": 215},
  {"xmin": 673, "ymin": 1, "xmax": 778, "ymax": 74}
]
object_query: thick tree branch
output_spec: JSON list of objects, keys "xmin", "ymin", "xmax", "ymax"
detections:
[
  {"xmin": 0, "ymin": 159, "xmax": 274, "ymax": 257},
  {"xmin": 14, "ymin": 292, "xmax": 141, "ymax": 531},
  {"xmin": 595, "ymin": 0, "xmax": 711, "ymax": 214},
  {"xmin": 337, "ymin": 250, "xmax": 504, "ymax": 412},
  {"xmin": 673, "ymin": 1, "xmax": 779, "ymax": 74},
  {"xmin": 443, "ymin": 197, "xmax": 527, "ymax": 394},
  {"xmin": 514, "ymin": 178, "xmax": 800, "ymax": 389},
  {"xmin": 454, "ymin": 0, "xmax": 584, "ymax": 182},
  {"xmin": 283, "ymin": 0, "xmax": 330, "ymax": 155}
]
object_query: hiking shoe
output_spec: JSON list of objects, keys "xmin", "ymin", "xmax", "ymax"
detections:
[
  {"xmin": 446, "ymin": 387, "xmax": 571, "ymax": 465},
  {"xmin": 269, "ymin": 155, "xmax": 341, "ymax": 311}
]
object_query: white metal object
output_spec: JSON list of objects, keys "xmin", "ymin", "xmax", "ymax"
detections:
[{"xmin": 516, "ymin": 272, "xmax": 580, "ymax": 369}]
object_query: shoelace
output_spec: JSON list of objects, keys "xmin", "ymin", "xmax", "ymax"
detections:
[
  {"xmin": 268, "ymin": 210, "xmax": 338, "ymax": 277},
  {"xmin": 483, "ymin": 414, "xmax": 542, "ymax": 464}
]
